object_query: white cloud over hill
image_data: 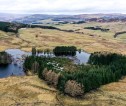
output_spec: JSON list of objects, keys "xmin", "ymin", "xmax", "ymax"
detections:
[{"xmin": 0, "ymin": 0, "xmax": 126, "ymax": 14}]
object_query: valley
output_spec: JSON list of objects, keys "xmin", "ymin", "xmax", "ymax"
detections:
[
  {"xmin": 0, "ymin": 15, "xmax": 126, "ymax": 106},
  {"xmin": 1, "ymin": 0, "xmax": 126, "ymax": 105}
]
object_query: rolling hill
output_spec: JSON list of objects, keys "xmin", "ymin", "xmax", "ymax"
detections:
[
  {"xmin": 0, "ymin": 13, "xmax": 28, "ymax": 22},
  {"xmin": 13, "ymin": 13, "xmax": 126, "ymax": 24}
]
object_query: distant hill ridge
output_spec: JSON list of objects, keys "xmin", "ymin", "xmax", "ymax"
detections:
[
  {"xmin": 13, "ymin": 13, "xmax": 126, "ymax": 24},
  {"xmin": 1, "ymin": 13, "xmax": 126, "ymax": 24}
]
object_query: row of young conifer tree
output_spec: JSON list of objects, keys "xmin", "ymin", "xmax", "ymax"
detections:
[
  {"xmin": 24, "ymin": 50, "xmax": 126, "ymax": 94},
  {"xmin": 58, "ymin": 52, "xmax": 126, "ymax": 92}
]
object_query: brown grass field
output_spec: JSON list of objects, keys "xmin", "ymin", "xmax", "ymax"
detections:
[
  {"xmin": 1, "ymin": 75, "xmax": 126, "ymax": 106},
  {"xmin": 0, "ymin": 23, "xmax": 126, "ymax": 106},
  {"xmin": 0, "ymin": 27, "xmax": 126, "ymax": 54}
]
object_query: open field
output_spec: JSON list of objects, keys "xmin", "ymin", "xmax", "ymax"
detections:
[
  {"xmin": 53, "ymin": 22, "xmax": 126, "ymax": 39},
  {"xmin": 39, "ymin": 21, "xmax": 126, "ymax": 42},
  {"xmin": 1, "ymin": 75, "xmax": 126, "ymax": 106},
  {"xmin": 16, "ymin": 27, "xmax": 126, "ymax": 54},
  {"xmin": 0, "ymin": 27, "xmax": 126, "ymax": 54}
]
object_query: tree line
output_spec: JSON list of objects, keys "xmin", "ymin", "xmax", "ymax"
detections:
[
  {"xmin": 0, "ymin": 21, "xmax": 27, "ymax": 33},
  {"xmin": 23, "ymin": 49, "xmax": 126, "ymax": 97},
  {"xmin": 0, "ymin": 21, "xmax": 59, "ymax": 33},
  {"xmin": 84, "ymin": 26, "xmax": 109, "ymax": 32}
]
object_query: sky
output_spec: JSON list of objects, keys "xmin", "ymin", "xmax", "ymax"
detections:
[{"xmin": 0, "ymin": 0, "xmax": 126, "ymax": 14}]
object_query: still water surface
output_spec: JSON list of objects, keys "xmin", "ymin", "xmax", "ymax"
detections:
[{"xmin": 0, "ymin": 49, "xmax": 90, "ymax": 78}]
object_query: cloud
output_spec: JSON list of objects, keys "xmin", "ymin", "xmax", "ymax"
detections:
[{"xmin": 0, "ymin": 0, "xmax": 126, "ymax": 14}]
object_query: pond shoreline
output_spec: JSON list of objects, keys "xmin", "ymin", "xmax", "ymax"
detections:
[{"xmin": 0, "ymin": 49, "xmax": 90, "ymax": 78}]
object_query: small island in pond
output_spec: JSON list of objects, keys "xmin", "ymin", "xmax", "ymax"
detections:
[{"xmin": 0, "ymin": 52, "xmax": 12, "ymax": 65}]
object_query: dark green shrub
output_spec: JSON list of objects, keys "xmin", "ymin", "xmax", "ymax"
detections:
[
  {"xmin": 53, "ymin": 46, "xmax": 77, "ymax": 56},
  {"xmin": 0, "ymin": 52, "xmax": 12, "ymax": 65}
]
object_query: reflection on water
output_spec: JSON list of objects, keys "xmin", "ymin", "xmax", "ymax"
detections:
[
  {"xmin": 0, "ymin": 64, "xmax": 24, "ymax": 78},
  {"xmin": 75, "ymin": 51, "xmax": 90, "ymax": 64},
  {"xmin": 0, "ymin": 49, "xmax": 30, "ymax": 78},
  {"xmin": 0, "ymin": 49, "xmax": 90, "ymax": 78}
]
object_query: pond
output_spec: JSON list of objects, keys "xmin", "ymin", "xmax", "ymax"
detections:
[
  {"xmin": 0, "ymin": 49, "xmax": 90, "ymax": 78},
  {"xmin": 0, "ymin": 49, "xmax": 30, "ymax": 78},
  {"xmin": 75, "ymin": 51, "xmax": 90, "ymax": 64}
]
